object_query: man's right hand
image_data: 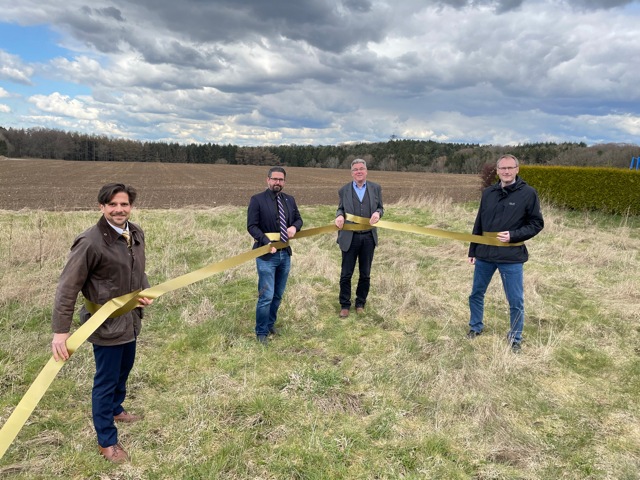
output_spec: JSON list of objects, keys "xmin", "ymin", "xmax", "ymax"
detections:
[
  {"xmin": 468, "ymin": 257, "xmax": 476, "ymax": 265},
  {"xmin": 52, "ymin": 332, "xmax": 71, "ymax": 362},
  {"xmin": 335, "ymin": 216, "xmax": 345, "ymax": 229}
]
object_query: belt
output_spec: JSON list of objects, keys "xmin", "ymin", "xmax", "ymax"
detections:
[{"xmin": 352, "ymin": 229, "xmax": 373, "ymax": 234}]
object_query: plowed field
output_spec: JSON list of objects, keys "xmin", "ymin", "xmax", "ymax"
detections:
[{"xmin": 0, "ymin": 158, "xmax": 480, "ymax": 210}]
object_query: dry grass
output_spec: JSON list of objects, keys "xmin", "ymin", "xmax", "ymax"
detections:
[{"xmin": 1, "ymin": 198, "xmax": 639, "ymax": 479}]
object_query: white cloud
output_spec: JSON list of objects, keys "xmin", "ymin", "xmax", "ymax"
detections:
[
  {"xmin": 28, "ymin": 92, "xmax": 100, "ymax": 120},
  {"xmin": 0, "ymin": 50, "xmax": 34, "ymax": 84}
]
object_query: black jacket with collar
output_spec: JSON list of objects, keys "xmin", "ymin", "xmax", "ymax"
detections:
[
  {"xmin": 247, "ymin": 189, "xmax": 303, "ymax": 259},
  {"xmin": 468, "ymin": 176, "xmax": 544, "ymax": 263}
]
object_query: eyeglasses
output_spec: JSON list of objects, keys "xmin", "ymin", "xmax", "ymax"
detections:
[
  {"xmin": 269, "ymin": 177, "xmax": 285, "ymax": 183},
  {"xmin": 351, "ymin": 168, "xmax": 366, "ymax": 172},
  {"xmin": 497, "ymin": 166, "xmax": 518, "ymax": 171}
]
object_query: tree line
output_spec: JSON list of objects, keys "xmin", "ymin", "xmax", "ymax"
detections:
[{"xmin": 1, "ymin": 126, "xmax": 637, "ymax": 173}]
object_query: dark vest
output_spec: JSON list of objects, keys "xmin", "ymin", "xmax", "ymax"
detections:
[{"xmin": 352, "ymin": 187, "xmax": 372, "ymax": 220}]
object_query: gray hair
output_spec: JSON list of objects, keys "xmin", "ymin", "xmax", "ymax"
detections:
[{"xmin": 351, "ymin": 158, "xmax": 367, "ymax": 169}]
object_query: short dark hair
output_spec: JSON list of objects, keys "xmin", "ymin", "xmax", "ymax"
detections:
[
  {"xmin": 268, "ymin": 166, "xmax": 286, "ymax": 178},
  {"xmin": 97, "ymin": 183, "xmax": 138, "ymax": 205}
]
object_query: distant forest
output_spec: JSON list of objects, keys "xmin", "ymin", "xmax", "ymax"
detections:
[{"xmin": 1, "ymin": 126, "xmax": 638, "ymax": 174}]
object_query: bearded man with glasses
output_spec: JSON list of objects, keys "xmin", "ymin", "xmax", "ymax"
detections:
[
  {"xmin": 247, "ymin": 167, "xmax": 303, "ymax": 345},
  {"xmin": 466, "ymin": 154, "xmax": 544, "ymax": 353}
]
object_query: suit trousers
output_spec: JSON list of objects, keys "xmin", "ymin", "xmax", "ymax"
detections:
[{"xmin": 339, "ymin": 231, "xmax": 375, "ymax": 309}]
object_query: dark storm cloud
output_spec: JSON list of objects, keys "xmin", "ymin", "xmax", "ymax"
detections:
[
  {"xmin": 101, "ymin": 0, "xmax": 390, "ymax": 53},
  {"xmin": 86, "ymin": 6, "xmax": 125, "ymax": 21},
  {"xmin": 45, "ymin": 0, "xmax": 635, "ymax": 62},
  {"xmin": 59, "ymin": 6, "xmax": 129, "ymax": 53}
]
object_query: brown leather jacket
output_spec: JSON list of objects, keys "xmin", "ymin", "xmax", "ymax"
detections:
[{"xmin": 52, "ymin": 216, "xmax": 150, "ymax": 346}]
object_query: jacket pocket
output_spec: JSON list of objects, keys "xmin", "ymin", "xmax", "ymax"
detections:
[
  {"xmin": 97, "ymin": 279, "xmax": 114, "ymax": 304},
  {"xmin": 79, "ymin": 308, "xmax": 91, "ymax": 325},
  {"xmin": 97, "ymin": 316, "xmax": 129, "ymax": 340}
]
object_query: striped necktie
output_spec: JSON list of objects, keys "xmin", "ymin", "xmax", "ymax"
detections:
[
  {"xmin": 276, "ymin": 194, "xmax": 288, "ymax": 243},
  {"xmin": 121, "ymin": 230, "xmax": 132, "ymax": 248}
]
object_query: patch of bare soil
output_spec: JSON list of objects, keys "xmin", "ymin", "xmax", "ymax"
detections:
[{"xmin": 0, "ymin": 158, "xmax": 480, "ymax": 210}]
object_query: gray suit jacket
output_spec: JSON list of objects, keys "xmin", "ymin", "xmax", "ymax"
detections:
[{"xmin": 335, "ymin": 181, "xmax": 384, "ymax": 252}]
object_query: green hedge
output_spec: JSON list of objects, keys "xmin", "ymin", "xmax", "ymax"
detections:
[{"xmin": 518, "ymin": 166, "xmax": 640, "ymax": 215}]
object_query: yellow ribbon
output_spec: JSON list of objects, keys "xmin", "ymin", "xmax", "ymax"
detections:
[
  {"xmin": 344, "ymin": 214, "xmax": 523, "ymax": 247},
  {"xmin": 0, "ymin": 289, "xmax": 142, "ymax": 460},
  {"xmin": 0, "ymin": 215, "xmax": 526, "ymax": 459},
  {"xmin": 0, "ymin": 245, "xmax": 272, "ymax": 459}
]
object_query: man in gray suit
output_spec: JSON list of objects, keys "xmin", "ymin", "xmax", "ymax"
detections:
[{"xmin": 335, "ymin": 158, "xmax": 384, "ymax": 318}]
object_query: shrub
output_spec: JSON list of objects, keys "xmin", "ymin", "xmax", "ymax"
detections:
[
  {"xmin": 478, "ymin": 163, "xmax": 497, "ymax": 190},
  {"xmin": 519, "ymin": 166, "xmax": 640, "ymax": 215}
]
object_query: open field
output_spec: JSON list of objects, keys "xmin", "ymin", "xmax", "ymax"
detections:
[
  {"xmin": 0, "ymin": 158, "xmax": 480, "ymax": 210},
  {"xmin": 1, "ymin": 163, "xmax": 639, "ymax": 478}
]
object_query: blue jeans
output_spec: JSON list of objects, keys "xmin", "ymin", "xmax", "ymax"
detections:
[
  {"xmin": 255, "ymin": 250, "xmax": 291, "ymax": 336},
  {"xmin": 92, "ymin": 341, "xmax": 136, "ymax": 447},
  {"xmin": 469, "ymin": 259, "xmax": 524, "ymax": 343}
]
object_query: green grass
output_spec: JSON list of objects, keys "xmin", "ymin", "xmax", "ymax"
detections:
[{"xmin": 1, "ymin": 200, "xmax": 639, "ymax": 479}]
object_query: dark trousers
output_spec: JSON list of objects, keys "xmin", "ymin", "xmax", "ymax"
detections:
[
  {"xmin": 339, "ymin": 231, "xmax": 375, "ymax": 309},
  {"xmin": 92, "ymin": 341, "xmax": 136, "ymax": 447}
]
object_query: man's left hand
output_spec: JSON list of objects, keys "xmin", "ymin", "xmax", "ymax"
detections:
[
  {"xmin": 497, "ymin": 231, "xmax": 510, "ymax": 243},
  {"xmin": 138, "ymin": 297, "xmax": 154, "ymax": 307},
  {"xmin": 287, "ymin": 226, "xmax": 297, "ymax": 239},
  {"xmin": 370, "ymin": 212, "xmax": 380, "ymax": 225}
]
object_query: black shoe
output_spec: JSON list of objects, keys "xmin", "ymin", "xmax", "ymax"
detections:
[
  {"xmin": 511, "ymin": 342, "xmax": 522, "ymax": 353},
  {"xmin": 466, "ymin": 330, "xmax": 482, "ymax": 339},
  {"xmin": 257, "ymin": 335, "xmax": 268, "ymax": 345},
  {"xmin": 269, "ymin": 327, "xmax": 280, "ymax": 336}
]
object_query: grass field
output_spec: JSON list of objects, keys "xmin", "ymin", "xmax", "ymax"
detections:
[{"xmin": 0, "ymin": 171, "xmax": 639, "ymax": 478}]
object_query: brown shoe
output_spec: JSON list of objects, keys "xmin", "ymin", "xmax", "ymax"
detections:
[
  {"xmin": 114, "ymin": 410, "xmax": 142, "ymax": 423},
  {"xmin": 99, "ymin": 443, "xmax": 129, "ymax": 464},
  {"xmin": 356, "ymin": 307, "xmax": 365, "ymax": 314},
  {"xmin": 339, "ymin": 309, "xmax": 349, "ymax": 318}
]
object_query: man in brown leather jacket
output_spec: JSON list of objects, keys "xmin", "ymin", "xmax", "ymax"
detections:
[{"xmin": 51, "ymin": 183, "xmax": 153, "ymax": 464}]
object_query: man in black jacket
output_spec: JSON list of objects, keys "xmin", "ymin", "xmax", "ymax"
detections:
[
  {"xmin": 467, "ymin": 155, "xmax": 544, "ymax": 352},
  {"xmin": 247, "ymin": 167, "xmax": 303, "ymax": 345}
]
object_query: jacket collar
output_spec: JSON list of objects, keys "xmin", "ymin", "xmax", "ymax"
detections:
[
  {"xmin": 97, "ymin": 215, "xmax": 140, "ymax": 245},
  {"xmin": 492, "ymin": 176, "xmax": 525, "ymax": 192},
  {"xmin": 267, "ymin": 188, "xmax": 284, "ymax": 200}
]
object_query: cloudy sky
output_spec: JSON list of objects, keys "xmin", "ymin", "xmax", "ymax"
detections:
[{"xmin": 0, "ymin": 0, "xmax": 639, "ymax": 147}]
